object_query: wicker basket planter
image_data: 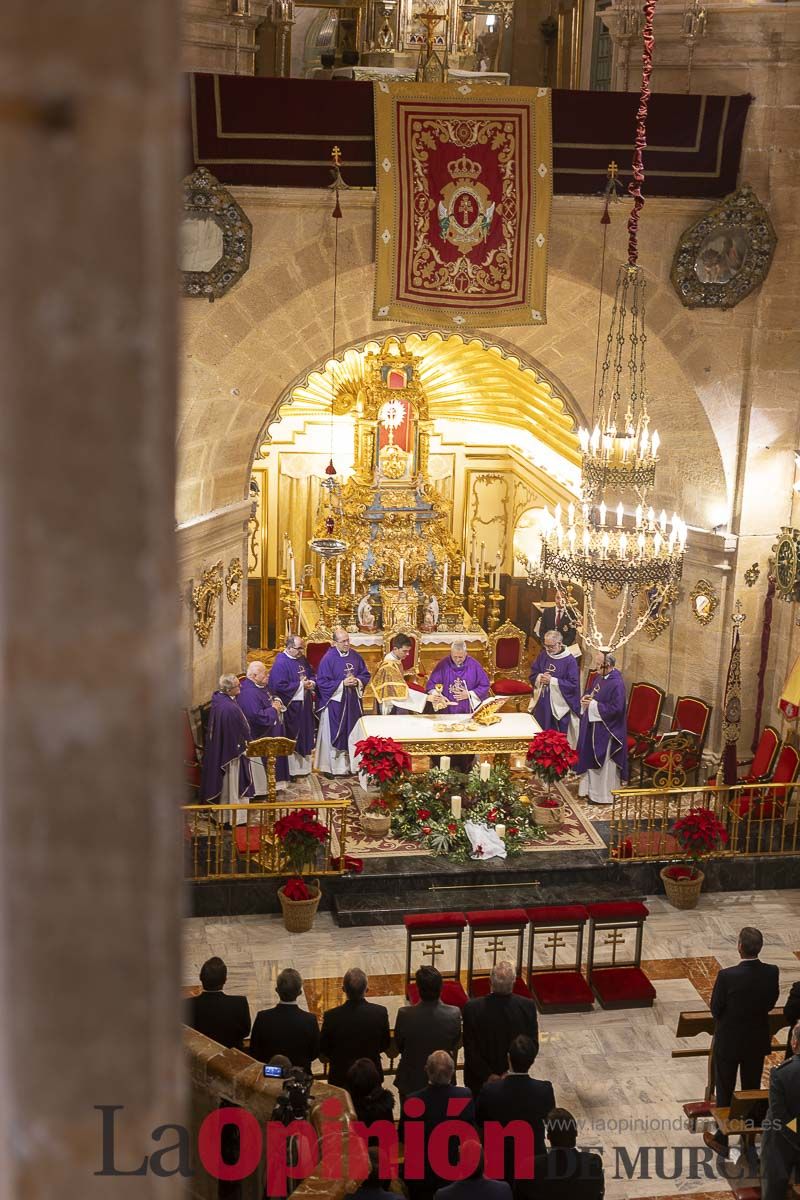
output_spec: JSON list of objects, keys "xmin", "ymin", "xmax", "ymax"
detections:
[
  {"xmin": 660, "ymin": 867, "xmax": 704, "ymax": 910},
  {"xmin": 533, "ymin": 802, "xmax": 564, "ymax": 829},
  {"xmin": 361, "ymin": 811, "xmax": 392, "ymax": 837},
  {"xmin": 277, "ymin": 879, "xmax": 322, "ymax": 932}
]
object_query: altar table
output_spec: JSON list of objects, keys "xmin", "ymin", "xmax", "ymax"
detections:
[{"xmin": 352, "ymin": 711, "xmax": 541, "ymax": 758}]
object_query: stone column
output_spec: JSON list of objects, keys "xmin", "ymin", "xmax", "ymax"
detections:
[{"xmin": 2, "ymin": 2, "xmax": 184, "ymax": 1195}]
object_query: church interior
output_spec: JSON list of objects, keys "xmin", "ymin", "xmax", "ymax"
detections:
[{"xmin": 6, "ymin": 0, "xmax": 800, "ymax": 1197}]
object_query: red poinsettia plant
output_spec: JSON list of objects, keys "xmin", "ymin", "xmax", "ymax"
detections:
[
  {"xmin": 354, "ymin": 735, "xmax": 412, "ymax": 792},
  {"xmin": 274, "ymin": 807, "xmax": 328, "ymax": 880},
  {"xmin": 670, "ymin": 806, "xmax": 729, "ymax": 880},
  {"xmin": 526, "ymin": 729, "xmax": 579, "ymax": 785},
  {"xmin": 366, "ymin": 795, "xmax": 391, "ymax": 813}
]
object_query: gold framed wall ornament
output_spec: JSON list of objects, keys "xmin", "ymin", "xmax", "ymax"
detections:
[
  {"xmin": 225, "ymin": 557, "xmax": 244, "ymax": 605},
  {"xmin": 193, "ymin": 561, "xmax": 224, "ymax": 646},
  {"xmin": 180, "ymin": 167, "xmax": 252, "ymax": 301},
  {"xmin": 639, "ymin": 582, "xmax": 679, "ymax": 641},
  {"xmin": 689, "ymin": 578, "xmax": 718, "ymax": 626}
]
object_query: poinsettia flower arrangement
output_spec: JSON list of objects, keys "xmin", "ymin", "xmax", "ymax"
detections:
[
  {"xmin": 669, "ymin": 806, "xmax": 729, "ymax": 880},
  {"xmin": 354, "ymin": 735, "xmax": 412, "ymax": 792},
  {"xmin": 274, "ymin": 807, "xmax": 328, "ymax": 880},
  {"xmin": 393, "ymin": 763, "xmax": 546, "ymax": 861},
  {"xmin": 526, "ymin": 729, "xmax": 579, "ymax": 785}
]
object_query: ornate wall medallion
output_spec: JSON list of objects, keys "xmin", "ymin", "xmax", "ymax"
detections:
[
  {"xmin": 192, "ymin": 561, "xmax": 224, "ymax": 646},
  {"xmin": 225, "ymin": 557, "xmax": 244, "ymax": 605},
  {"xmin": 180, "ymin": 167, "xmax": 252, "ymax": 301},
  {"xmin": 743, "ymin": 562, "xmax": 760, "ymax": 588},
  {"xmin": 671, "ymin": 184, "xmax": 777, "ymax": 310},
  {"xmin": 639, "ymin": 581, "xmax": 679, "ymax": 640},
  {"xmin": 689, "ymin": 578, "xmax": 718, "ymax": 625},
  {"xmin": 774, "ymin": 527, "xmax": 800, "ymax": 602}
]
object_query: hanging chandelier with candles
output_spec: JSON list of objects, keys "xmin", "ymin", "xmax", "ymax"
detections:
[{"xmin": 531, "ymin": 0, "xmax": 688, "ymax": 652}]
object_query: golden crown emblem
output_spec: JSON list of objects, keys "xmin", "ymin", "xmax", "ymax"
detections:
[{"xmin": 447, "ymin": 154, "xmax": 482, "ymax": 184}]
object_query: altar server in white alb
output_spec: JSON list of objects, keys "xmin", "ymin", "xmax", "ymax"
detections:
[
  {"xmin": 372, "ymin": 632, "xmax": 428, "ymax": 716},
  {"xmin": 576, "ymin": 653, "xmax": 628, "ymax": 805},
  {"xmin": 314, "ymin": 628, "xmax": 371, "ymax": 776}
]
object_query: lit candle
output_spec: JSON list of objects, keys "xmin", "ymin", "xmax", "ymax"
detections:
[
  {"xmin": 582, "ymin": 529, "xmax": 590, "ymax": 553},
  {"xmin": 601, "ymin": 531, "xmax": 610, "ymax": 557},
  {"xmin": 282, "ymin": 535, "xmax": 288, "ymax": 573},
  {"xmin": 654, "ymin": 532, "xmax": 663, "ymax": 555},
  {"xmin": 494, "ymin": 566, "xmax": 500, "ymax": 590},
  {"xmin": 659, "ymin": 509, "xmax": 667, "ymax": 533},
  {"xmin": 591, "ymin": 426, "xmax": 601, "ymax": 453},
  {"xmin": 637, "ymin": 532, "xmax": 645, "ymax": 555},
  {"xmin": 399, "ymin": 558, "xmax": 404, "ymax": 589},
  {"xmin": 440, "ymin": 756, "xmax": 451, "ymax": 773},
  {"xmin": 320, "ymin": 560, "xmax": 326, "ymax": 597},
  {"xmin": 459, "ymin": 559, "xmax": 466, "ymax": 593},
  {"xmin": 289, "ymin": 554, "xmax": 296, "ymax": 592},
  {"xmin": 647, "ymin": 506, "xmax": 655, "ymax": 527},
  {"xmin": 297, "ymin": 591, "xmax": 303, "ymax": 631},
  {"xmin": 582, "ymin": 503, "xmax": 589, "ymax": 523},
  {"xmin": 578, "ymin": 428, "xmax": 589, "ymax": 453},
  {"xmin": 619, "ymin": 532, "xmax": 628, "ymax": 557},
  {"xmin": 350, "ymin": 559, "xmax": 356, "ymax": 595},
  {"xmin": 621, "ymin": 438, "xmax": 630, "ymax": 463},
  {"xmin": 651, "ymin": 430, "xmax": 660, "ymax": 456},
  {"xmin": 599, "ymin": 501, "xmax": 607, "ymax": 526},
  {"xmin": 495, "ymin": 823, "xmax": 506, "ymax": 839},
  {"xmin": 450, "ymin": 794, "xmax": 461, "ymax": 819},
  {"xmin": 473, "ymin": 570, "xmax": 479, "ymax": 594},
  {"xmin": 568, "ymin": 503, "xmax": 575, "ymax": 526},
  {"xmin": 442, "ymin": 561, "xmax": 449, "ymax": 593},
  {"xmin": 479, "ymin": 761, "xmax": 491, "ymax": 782},
  {"xmin": 335, "ymin": 559, "xmax": 341, "ymax": 596},
  {"xmin": 616, "ymin": 502, "xmax": 624, "ymax": 527},
  {"xmin": 568, "ymin": 527, "xmax": 576, "ymax": 551},
  {"xmin": 635, "ymin": 505, "xmax": 643, "ymax": 528},
  {"xmin": 680, "ymin": 524, "xmax": 688, "ymax": 549}
]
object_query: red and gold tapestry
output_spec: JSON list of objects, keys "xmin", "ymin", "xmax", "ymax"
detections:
[{"xmin": 373, "ymin": 81, "xmax": 552, "ymax": 328}]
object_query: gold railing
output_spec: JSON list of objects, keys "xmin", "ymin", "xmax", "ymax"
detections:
[
  {"xmin": 182, "ymin": 798, "xmax": 351, "ymax": 881},
  {"xmin": 609, "ymin": 780, "xmax": 800, "ymax": 861}
]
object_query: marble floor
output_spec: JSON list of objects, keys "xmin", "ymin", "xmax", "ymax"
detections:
[{"xmin": 183, "ymin": 888, "xmax": 800, "ymax": 1199}]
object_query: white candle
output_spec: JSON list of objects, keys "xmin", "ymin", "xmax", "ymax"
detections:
[
  {"xmin": 473, "ymin": 571, "xmax": 479, "ymax": 595},
  {"xmin": 350, "ymin": 560, "xmax": 356, "ymax": 596},
  {"xmin": 450, "ymin": 794, "xmax": 461, "ymax": 819},
  {"xmin": 442, "ymin": 561, "xmax": 449, "ymax": 593},
  {"xmin": 440, "ymin": 755, "xmax": 451, "ymax": 773},
  {"xmin": 616, "ymin": 502, "xmax": 624, "ymax": 527},
  {"xmin": 479, "ymin": 761, "xmax": 491, "ymax": 782},
  {"xmin": 399, "ymin": 558, "xmax": 404, "ymax": 589},
  {"xmin": 459, "ymin": 560, "xmax": 466, "ymax": 593},
  {"xmin": 289, "ymin": 555, "xmax": 296, "ymax": 592},
  {"xmin": 479, "ymin": 542, "xmax": 486, "ymax": 572},
  {"xmin": 599, "ymin": 501, "xmax": 607, "ymax": 526},
  {"xmin": 297, "ymin": 592, "xmax": 303, "ymax": 631},
  {"xmin": 493, "ymin": 567, "xmax": 500, "ymax": 590},
  {"xmin": 335, "ymin": 559, "xmax": 341, "ymax": 596},
  {"xmin": 320, "ymin": 560, "xmax": 326, "ymax": 597},
  {"xmin": 495, "ymin": 823, "xmax": 506, "ymax": 839}
]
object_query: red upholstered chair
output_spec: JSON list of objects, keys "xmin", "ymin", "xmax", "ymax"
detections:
[
  {"xmin": 183, "ymin": 709, "xmax": 202, "ymax": 797},
  {"xmin": 731, "ymin": 743, "xmax": 800, "ymax": 821},
  {"xmin": 525, "ymin": 905, "xmax": 594, "ymax": 1013},
  {"xmin": 404, "ymin": 912, "xmax": 468, "ymax": 1008},
  {"xmin": 305, "ymin": 640, "xmax": 330, "ymax": 673},
  {"xmin": 382, "ymin": 624, "xmax": 425, "ymax": 685},
  {"xmin": 465, "ymin": 909, "xmax": 531, "ymax": 998},
  {"xmin": 626, "ymin": 682, "xmax": 665, "ymax": 770},
  {"xmin": 489, "ymin": 621, "xmax": 533, "ymax": 710},
  {"xmin": 641, "ymin": 695, "xmax": 713, "ymax": 786},
  {"xmin": 586, "ymin": 901, "xmax": 656, "ymax": 1009}
]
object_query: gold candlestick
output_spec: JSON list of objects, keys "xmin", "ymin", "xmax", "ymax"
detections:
[{"xmin": 487, "ymin": 589, "xmax": 503, "ymax": 633}]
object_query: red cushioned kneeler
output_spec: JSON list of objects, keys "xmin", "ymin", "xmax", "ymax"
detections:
[
  {"xmin": 586, "ymin": 902, "xmax": 654, "ymax": 1010},
  {"xmin": 466, "ymin": 909, "xmax": 531, "ymax": 998},
  {"xmin": 492, "ymin": 678, "xmax": 533, "ymax": 696},
  {"xmin": 235, "ymin": 825, "xmax": 262, "ymax": 854},
  {"xmin": 525, "ymin": 905, "xmax": 593, "ymax": 1014},
  {"xmin": 404, "ymin": 912, "xmax": 467, "ymax": 1005},
  {"xmin": 731, "ymin": 1189, "xmax": 761, "ymax": 1200}
]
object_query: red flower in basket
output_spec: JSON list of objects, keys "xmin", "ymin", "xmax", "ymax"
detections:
[
  {"xmin": 354, "ymin": 736, "xmax": 412, "ymax": 790},
  {"xmin": 527, "ymin": 730, "xmax": 578, "ymax": 786},
  {"xmin": 274, "ymin": 807, "xmax": 328, "ymax": 877},
  {"xmin": 669, "ymin": 806, "xmax": 729, "ymax": 880},
  {"xmin": 283, "ymin": 877, "xmax": 312, "ymax": 901}
]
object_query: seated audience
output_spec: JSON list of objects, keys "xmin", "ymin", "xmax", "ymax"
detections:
[
  {"xmin": 761, "ymin": 1021, "xmax": 800, "ymax": 1200},
  {"xmin": 434, "ymin": 1142, "xmax": 512, "ymax": 1200},
  {"xmin": 249, "ymin": 967, "xmax": 319, "ymax": 1073},
  {"xmin": 516, "ymin": 1108, "xmax": 604, "ymax": 1199},
  {"xmin": 320, "ymin": 967, "xmax": 391, "ymax": 1088},
  {"xmin": 347, "ymin": 1057, "xmax": 395, "ymax": 1125},
  {"xmin": 352, "ymin": 1148, "xmax": 399, "ymax": 1200},
  {"xmin": 394, "ymin": 965, "xmax": 462, "ymax": 1101},
  {"xmin": 784, "ymin": 979, "xmax": 800, "ymax": 1059},
  {"xmin": 477, "ymin": 1035, "xmax": 555, "ymax": 1184},
  {"xmin": 187, "ymin": 956, "xmax": 250, "ymax": 1050},
  {"xmin": 400, "ymin": 1051, "xmax": 476, "ymax": 1200},
  {"xmin": 462, "ymin": 961, "xmax": 539, "ymax": 1094}
]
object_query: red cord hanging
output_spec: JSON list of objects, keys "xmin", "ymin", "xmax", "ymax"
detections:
[{"xmin": 627, "ymin": 0, "xmax": 657, "ymax": 266}]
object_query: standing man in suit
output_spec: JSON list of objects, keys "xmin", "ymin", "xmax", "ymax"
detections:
[
  {"xmin": 704, "ymin": 926, "xmax": 780, "ymax": 1156},
  {"xmin": 249, "ymin": 967, "xmax": 319, "ymax": 1073},
  {"xmin": 319, "ymin": 967, "xmax": 390, "ymax": 1088},
  {"xmin": 187, "ymin": 956, "xmax": 251, "ymax": 1050},
  {"xmin": 534, "ymin": 588, "xmax": 578, "ymax": 650},
  {"xmin": 516, "ymin": 1108, "xmax": 604, "ymax": 1200},
  {"xmin": 476, "ymin": 1036, "xmax": 555, "ymax": 1183},
  {"xmin": 462, "ymin": 961, "xmax": 539, "ymax": 1095},
  {"xmin": 394, "ymin": 966, "xmax": 462, "ymax": 1102},
  {"xmin": 399, "ymin": 1051, "xmax": 476, "ymax": 1200},
  {"xmin": 761, "ymin": 1021, "xmax": 800, "ymax": 1199},
  {"xmin": 434, "ymin": 1144, "xmax": 512, "ymax": 1200}
]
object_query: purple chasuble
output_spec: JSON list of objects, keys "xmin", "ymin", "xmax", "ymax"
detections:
[
  {"xmin": 200, "ymin": 691, "xmax": 254, "ymax": 802},
  {"xmin": 267, "ymin": 652, "xmax": 316, "ymax": 758},
  {"xmin": 316, "ymin": 647, "xmax": 371, "ymax": 752},
  {"xmin": 426, "ymin": 654, "xmax": 490, "ymax": 715},
  {"xmin": 529, "ymin": 649, "xmax": 580, "ymax": 734},
  {"xmin": 238, "ymin": 677, "xmax": 289, "ymax": 783},
  {"xmin": 576, "ymin": 668, "xmax": 628, "ymax": 780}
]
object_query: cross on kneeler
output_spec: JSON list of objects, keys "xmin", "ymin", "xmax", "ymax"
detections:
[
  {"xmin": 544, "ymin": 931, "xmax": 567, "ymax": 968},
  {"xmin": 481, "ymin": 935, "xmax": 508, "ymax": 966},
  {"xmin": 603, "ymin": 927, "xmax": 627, "ymax": 965},
  {"xmin": 422, "ymin": 938, "xmax": 445, "ymax": 966}
]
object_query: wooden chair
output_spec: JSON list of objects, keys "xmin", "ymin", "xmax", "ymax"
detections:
[
  {"xmin": 488, "ymin": 620, "xmax": 533, "ymax": 710},
  {"xmin": 626, "ymin": 682, "xmax": 666, "ymax": 775},
  {"xmin": 731, "ymin": 742, "xmax": 800, "ymax": 821},
  {"xmin": 641, "ymin": 695, "xmax": 713, "ymax": 785}
]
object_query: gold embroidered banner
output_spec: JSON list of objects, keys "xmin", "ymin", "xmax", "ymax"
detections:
[{"xmin": 373, "ymin": 81, "xmax": 552, "ymax": 328}]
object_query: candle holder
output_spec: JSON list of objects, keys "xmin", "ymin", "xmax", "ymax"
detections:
[
  {"xmin": 486, "ymin": 589, "xmax": 503, "ymax": 633},
  {"xmin": 346, "ymin": 597, "xmax": 359, "ymax": 634}
]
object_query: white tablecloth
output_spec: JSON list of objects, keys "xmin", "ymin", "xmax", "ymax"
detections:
[{"xmin": 352, "ymin": 711, "xmax": 540, "ymax": 754}]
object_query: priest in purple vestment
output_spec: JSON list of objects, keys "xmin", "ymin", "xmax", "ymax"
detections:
[
  {"xmin": 238, "ymin": 661, "xmax": 289, "ymax": 793},
  {"xmin": 426, "ymin": 639, "xmax": 491, "ymax": 773},
  {"xmin": 267, "ymin": 634, "xmax": 317, "ymax": 778},
  {"xmin": 576, "ymin": 653, "xmax": 628, "ymax": 805},
  {"xmin": 314, "ymin": 627, "xmax": 371, "ymax": 776},
  {"xmin": 200, "ymin": 674, "xmax": 254, "ymax": 824},
  {"xmin": 529, "ymin": 630, "xmax": 581, "ymax": 747}
]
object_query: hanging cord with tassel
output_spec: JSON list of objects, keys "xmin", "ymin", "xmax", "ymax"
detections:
[
  {"xmin": 627, "ymin": 0, "xmax": 657, "ymax": 266},
  {"xmin": 591, "ymin": 161, "xmax": 624, "ymax": 425},
  {"xmin": 326, "ymin": 145, "xmax": 348, "ymax": 474}
]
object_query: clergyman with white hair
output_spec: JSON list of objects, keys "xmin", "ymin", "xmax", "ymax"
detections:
[
  {"xmin": 199, "ymin": 673, "xmax": 254, "ymax": 824},
  {"xmin": 426, "ymin": 638, "xmax": 491, "ymax": 773},
  {"xmin": 576, "ymin": 651, "xmax": 628, "ymax": 805},
  {"xmin": 461, "ymin": 960, "xmax": 540, "ymax": 1094},
  {"xmin": 238, "ymin": 660, "xmax": 288, "ymax": 794}
]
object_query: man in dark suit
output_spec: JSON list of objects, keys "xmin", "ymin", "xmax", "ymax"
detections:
[
  {"xmin": 434, "ymin": 1143, "xmax": 512, "ymax": 1200},
  {"xmin": 462, "ymin": 961, "xmax": 539, "ymax": 1094},
  {"xmin": 783, "ymin": 980, "xmax": 800, "ymax": 1058},
  {"xmin": 761, "ymin": 1021, "xmax": 800, "ymax": 1200},
  {"xmin": 394, "ymin": 965, "xmax": 462, "ymax": 1102},
  {"xmin": 703, "ymin": 926, "xmax": 780, "ymax": 1156},
  {"xmin": 249, "ymin": 967, "xmax": 319, "ymax": 1073},
  {"xmin": 477, "ymin": 1036, "xmax": 555, "ymax": 1184},
  {"xmin": 186, "ymin": 956, "xmax": 251, "ymax": 1050},
  {"xmin": 516, "ymin": 1108, "xmax": 604, "ymax": 1199},
  {"xmin": 534, "ymin": 589, "xmax": 578, "ymax": 649},
  {"xmin": 319, "ymin": 967, "xmax": 390, "ymax": 1088},
  {"xmin": 400, "ymin": 1051, "xmax": 476, "ymax": 1200}
]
